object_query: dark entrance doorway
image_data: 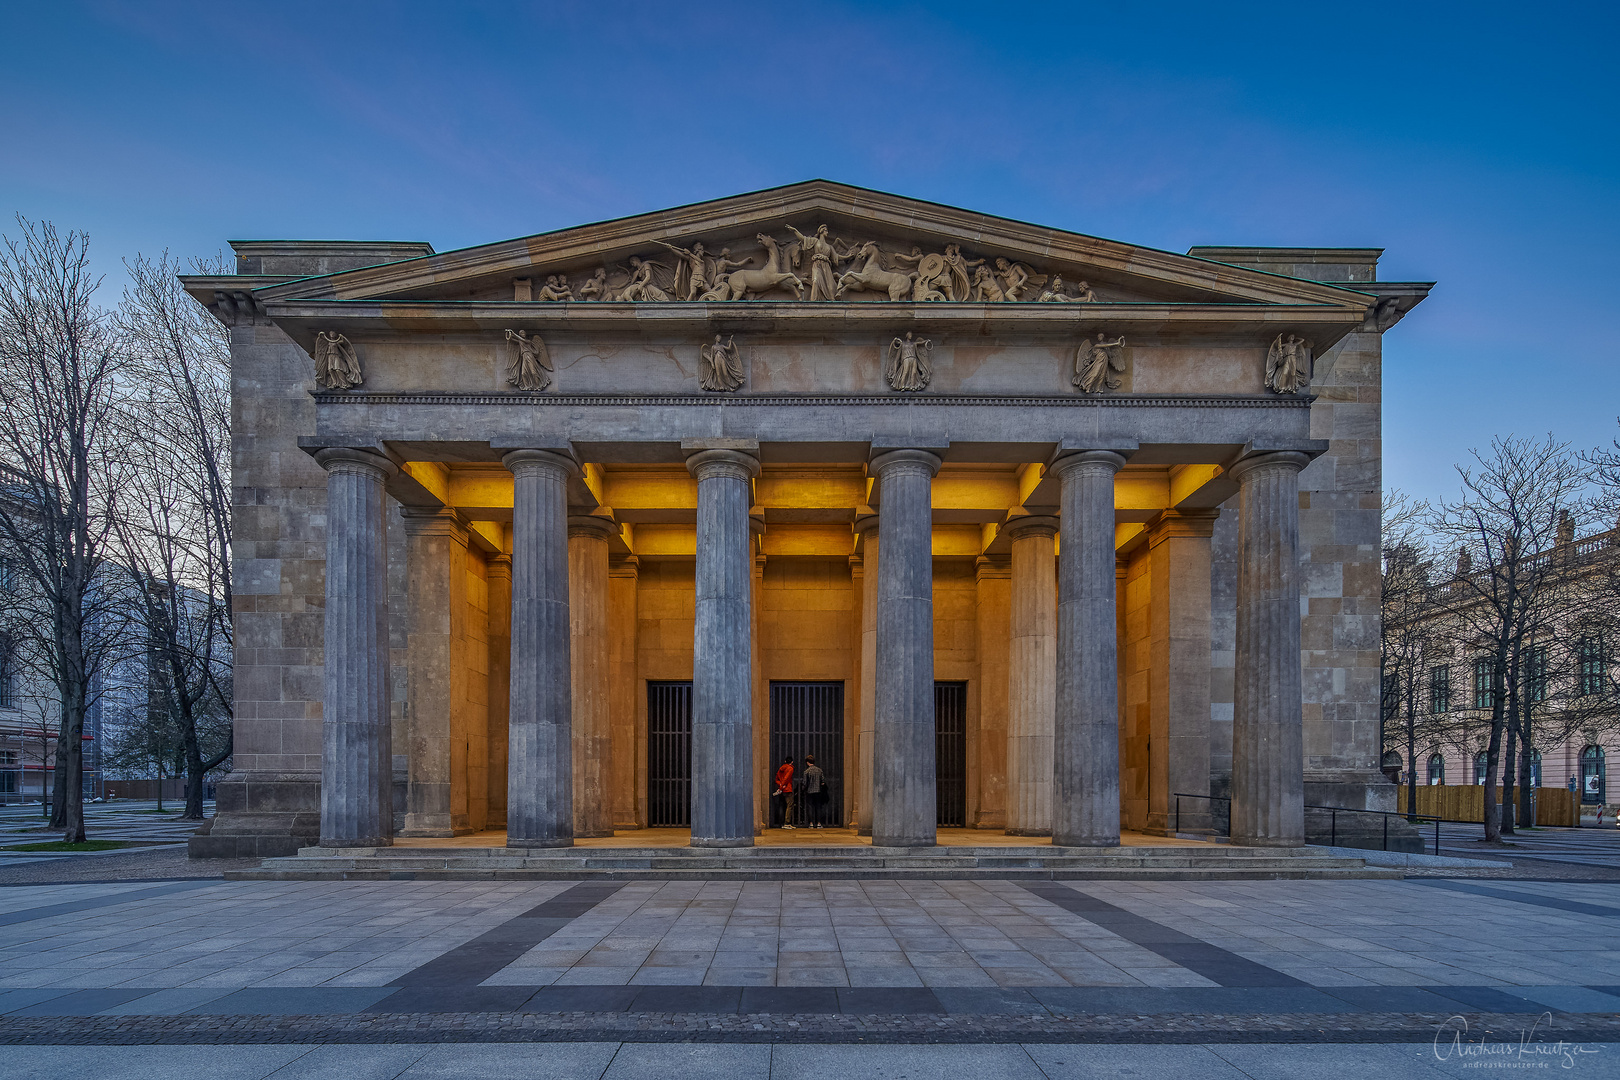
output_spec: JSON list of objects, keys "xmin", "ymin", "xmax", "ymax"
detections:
[
  {"xmin": 935, "ymin": 681, "xmax": 967, "ymax": 827},
  {"xmin": 769, "ymin": 682, "xmax": 844, "ymax": 828},
  {"xmin": 647, "ymin": 681, "xmax": 692, "ymax": 827}
]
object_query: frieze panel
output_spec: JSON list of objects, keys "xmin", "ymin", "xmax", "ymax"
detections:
[{"xmin": 512, "ymin": 223, "xmax": 1115, "ymax": 306}]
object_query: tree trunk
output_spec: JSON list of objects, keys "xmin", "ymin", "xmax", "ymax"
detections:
[
  {"xmin": 1482, "ymin": 649, "xmax": 1506, "ymax": 844},
  {"xmin": 1501, "ymin": 719, "xmax": 1518, "ymax": 835},
  {"xmin": 155, "ymin": 755, "xmax": 164, "ymax": 813}
]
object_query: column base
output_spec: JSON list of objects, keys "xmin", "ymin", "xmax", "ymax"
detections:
[
  {"xmin": 575, "ymin": 830, "xmax": 615, "ymax": 839},
  {"xmin": 319, "ymin": 836, "xmax": 393, "ymax": 848},
  {"xmin": 1055, "ymin": 837, "xmax": 1121, "ymax": 848},
  {"xmin": 1145, "ymin": 812, "xmax": 1213, "ymax": 834},
  {"xmin": 690, "ymin": 837, "xmax": 755, "ymax": 848},
  {"xmin": 188, "ymin": 771, "xmax": 320, "ymax": 859},
  {"xmin": 872, "ymin": 834, "xmax": 937, "ymax": 848},
  {"xmin": 507, "ymin": 837, "xmax": 575, "ymax": 848},
  {"xmin": 399, "ymin": 813, "xmax": 454, "ymax": 838},
  {"xmin": 1004, "ymin": 828, "xmax": 1052, "ymax": 837}
]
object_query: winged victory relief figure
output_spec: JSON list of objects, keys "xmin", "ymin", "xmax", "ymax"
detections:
[
  {"xmin": 1073, "ymin": 333, "xmax": 1126, "ymax": 394},
  {"xmin": 313, "ymin": 331, "xmax": 363, "ymax": 390},
  {"xmin": 699, "ymin": 334, "xmax": 745, "ymax": 392},
  {"xmin": 885, "ymin": 331, "xmax": 933, "ymax": 392},
  {"xmin": 504, "ymin": 329, "xmax": 553, "ymax": 391},
  {"xmin": 1265, "ymin": 333, "xmax": 1313, "ymax": 394}
]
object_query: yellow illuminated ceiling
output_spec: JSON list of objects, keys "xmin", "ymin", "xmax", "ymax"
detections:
[{"xmin": 397, "ymin": 460, "xmax": 1233, "ymax": 559}]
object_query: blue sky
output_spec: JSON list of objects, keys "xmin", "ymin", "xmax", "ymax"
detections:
[{"xmin": 2, "ymin": 2, "xmax": 1615, "ymax": 507}]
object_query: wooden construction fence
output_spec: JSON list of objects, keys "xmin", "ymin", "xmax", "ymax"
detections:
[{"xmin": 1396, "ymin": 785, "xmax": 1576, "ymax": 827}]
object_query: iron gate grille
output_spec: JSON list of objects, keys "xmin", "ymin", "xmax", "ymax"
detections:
[
  {"xmin": 769, "ymin": 682, "xmax": 845, "ymax": 827},
  {"xmin": 647, "ymin": 681, "xmax": 693, "ymax": 828},
  {"xmin": 935, "ymin": 681, "xmax": 967, "ymax": 827}
]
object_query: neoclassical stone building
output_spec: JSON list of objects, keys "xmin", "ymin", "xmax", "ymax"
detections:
[{"xmin": 185, "ymin": 181, "xmax": 1430, "ymax": 859}]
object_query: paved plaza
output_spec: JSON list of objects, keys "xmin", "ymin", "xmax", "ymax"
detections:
[{"xmin": 1, "ymin": 872, "xmax": 1619, "ymax": 1075}]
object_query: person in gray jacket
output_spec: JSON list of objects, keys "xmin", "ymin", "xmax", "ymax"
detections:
[{"xmin": 801, "ymin": 755, "xmax": 828, "ymax": 830}]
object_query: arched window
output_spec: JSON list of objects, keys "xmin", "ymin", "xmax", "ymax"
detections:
[
  {"xmin": 1474, "ymin": 751, "xmax": 1489, "ymax": 785},
  {"xmin": 1581, "ymin": 746, "xmax": 1606, "ymax": 804},
  {"xmin": 1427, "ymin": 753, "xmax": 1445, "ymax": 786}
]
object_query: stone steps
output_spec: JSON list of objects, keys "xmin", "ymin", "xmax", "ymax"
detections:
[{"xmin": 228, "ymin": 843, "xmax": 1401, "ymax": 881}]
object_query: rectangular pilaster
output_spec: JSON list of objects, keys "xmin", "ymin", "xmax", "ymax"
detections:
[
  {"xmin": 1146, "ymin": 509, "xmax": 1217, "ymax": 834},
  {"xmin": 397, "ymin": 507, "xmax": 470, "ymax": 837}
]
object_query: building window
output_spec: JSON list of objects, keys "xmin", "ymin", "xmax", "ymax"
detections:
[
  {"xmin": 1526, "ymin": 645, "xmax": 1548, "ymax": 704},
  {"xmin": 1581, "ymin": 746, "xmax": 1606, "ymax": 804},
  {"xmin": 1530, "ymin": 749, "xmax": 1542, "ymax": 789},
  {"xmin": 0, "ymin": 635, "xmax": 12, "ymax": 710},
  {"xmin": 1430, "ymin": 666, "xmax": 1451, "ymax": 714},
  {"xmin": 0, "ymin": 557, "xmax": 14, "ymax": 594},
  {"xmin": 1474, "ymin": 751, "xmax": 1489, "ymax": 785},
  {"xmin": 1427, "ymin": 753, "xmax": 1445, "ymax": 786},
  {"xmin": 1473, "ymin": 658, "xmax": 1496, "ymax": 710},
  {"xmin": 1578, "ymin": 635, "xmax": 1607, "ymax": 697}
]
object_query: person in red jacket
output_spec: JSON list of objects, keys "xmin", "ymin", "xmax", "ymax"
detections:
[{"xmin": 773, "ymin": 756, "xmax": 796, "ymax": 829}]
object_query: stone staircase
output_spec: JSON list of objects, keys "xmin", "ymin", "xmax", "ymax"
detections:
[{"xmin": 229, "ymin": 843, "xmax": 1400, "ymax": 881}]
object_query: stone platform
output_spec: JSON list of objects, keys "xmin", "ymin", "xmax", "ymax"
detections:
[{"xmin": 231, "ymin": 829, "xmax": 1396, "ymax": 881}]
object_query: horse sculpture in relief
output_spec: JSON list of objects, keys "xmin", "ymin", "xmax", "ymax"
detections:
[
  {"xmin": 836, "ymin": 242, "xmax": 918, "ymax": 301},
  {"xmin": 699, "ymin": 234, "xmax": 805, "ymax": 301}
]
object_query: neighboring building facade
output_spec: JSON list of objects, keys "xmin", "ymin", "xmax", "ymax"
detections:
[
  {"xmin": 1384, "ymin": 527, "xmax": 1620, "ymax": 817},
  {"xmin": 183, "ymin": 181, "xmax": 1430, "ymax": 858}
]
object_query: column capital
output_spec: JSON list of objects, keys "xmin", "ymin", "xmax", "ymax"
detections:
[
  {"xmin": 608, "ymin": 555, "xmax": 640, "ymax": 579},
  {"xmin": 868, "ymin": 448, "xmax": 942, "ymax": 478},
  {"xmin": 1003, "ymin": 514, "xmax": 1061, "ymax": 541},
  {"xmin": 685, "ymin": 447, "xmax": 760, "ymax": 481},
  {"xmin": 486, "ymin": 552, "xmax": 512, "ymax": 581},
  {"xmin": 1146, "ymin": 507, "xmax": 1220, "ymax": 547},
  {"xmin": 853, "ymin": 508, "xmax": 880, "ymax": 538},
  {"xmin": 1049, "ymin": 449, "xmax": 1127, "ymax": 477},
  {"xmin": 1228, "ymin": 450, "xmax": 1310, "ymax": 483},
  {"xmin": 314, "ymin": 446, "xmax": 397, "ymax": 480},
  {"xmin": 501, "ymin": 448, "xmax": 580, "ymax": 479},
  {"xmin": 567, "ymin": 514, "xmax": 619, "ymax": 541},
  {"xmin": 398, "ymin": 505, "xmax": 468, "ymax": 541}
]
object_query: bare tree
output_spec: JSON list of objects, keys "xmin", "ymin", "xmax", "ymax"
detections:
[
  {"xmin": 1426, "ymin": 436, "xmax": 1592, "ymax": 843},
  {"xmin": 113, "ymin": 253, "xmax": 233, "ymax": 819},
  {"xmin": 1381, "ymin": 490, "xmax": 1441, "ymax": 820},
  {"xmin": 0, "ymin": 218, "xmax": 130, "ymax": 842}
]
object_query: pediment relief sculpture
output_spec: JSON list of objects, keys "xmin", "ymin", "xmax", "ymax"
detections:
[
  {"xmin": 313, "ymin": 331, "xmax": 362, "ymax": 390},
  {"xmin": 885, "ymin": 331, "xmax": 933, "ymax": 392},
  {"xmin": 1265, "ymin": 333, "xmax": 1313, "ymax": 394},
  {"xmin": 1073, "ymin": 333, "xmax": 1126, "ymax": 394},
  {"xmin": 504, "ymin": 329, "xmax": 553, "ymax": 391},
  {"xmin": 512, "ymin": 224, "xmax": 1107, "ymax": 306},
  {"xmin": 699, "ymin": 334, "xmax": 745, "ymax": 392}
]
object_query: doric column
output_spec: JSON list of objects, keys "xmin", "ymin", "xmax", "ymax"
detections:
[
  {"xmin": 315, "ymin": 448, "xmax": 397, "ymax": 848},
  {"xmin": 1006, "ymin": 516, "xmax": 1059, "ymax": 836},
  {"xmin": 854, "ymin": 513, "xmax": 879, "ymax": 836},
  {"xmin": 1230, "ymin": 451, "xmax": 1309, "ymax": 846},
  {"xmin": 686, "ymin": 446, "xmax": 760, "ymax": 847},
  {"xmin": 502, "ymin": 449, "xmax": 577, "ymax": 848},
  {"xmin": 397, "ymin": 507, "xmax": 470, "ymax": 837},
  {"xmin": 1053, "ymin": 450, "xmax": 1126, "ymax": 847},
  {"xmin": 1146, "ymin": 509, "xmax": 1219, "ymax": 834},
  {"xmin": 486, "ymin": 553, "xmax": 511, "ymax": 829},
  {"xmin": 870, "ymin": 448, "xmax": 942, "ymax": 848},
  {"xmin": 569, "ymin": 515, "xmax": 616, "ymax": 838}
]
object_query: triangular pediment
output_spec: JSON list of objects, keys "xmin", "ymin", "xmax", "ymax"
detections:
[{"xmin": 249, "ymin": 180, "xmax": 1372, "ymax": 311}]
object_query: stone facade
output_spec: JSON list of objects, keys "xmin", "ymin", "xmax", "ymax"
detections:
[{"xmin": 184, "ymin": 182, "xmax": 1430, "ymax": 857}]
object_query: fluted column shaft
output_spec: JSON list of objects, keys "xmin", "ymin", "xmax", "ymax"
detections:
[
  {"xmin": 687, "ymin": 448, "xmax": 759, "ymax": 847},
  {"xmin": 1007, "ymin": 517, "xmax": 1059, "ymax": 836},
  {"xmin": 1231, "ymin": 452, "xmax": 1309, "ymax": 846},
  {"xmin": 871, "ymin": 449, "xmax": 942, "ymax": 848},
  {"xmin": 316, "ymin": 448, "xmax": 397, "ymax": 848},
  {"xmin": 1054, "ymin": 451, "xmax": 1126, "ymax": 847},
  {"xmin": 855, "ymin": 517, "xmax": 879, "ymax": 836},
  {"xmin": 503, "ymin": 449, "xmax": 576, "ymax": 848},
  {"xmin": 569, "ymin": 516, "xmax": 616, "ymax": 838}
]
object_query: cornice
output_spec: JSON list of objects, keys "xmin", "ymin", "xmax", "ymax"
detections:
[{"xmin": 312, "ymin": 391, "xmax": 1314, "ymax": 409}]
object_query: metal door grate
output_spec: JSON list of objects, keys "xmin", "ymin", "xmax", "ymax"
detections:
[
  {"xmin": 647, "ymin": 681, "xmax": 692, "ymax": 828},
  {"xmin": 769, "ymin": 682, "xmax": 845, "ymax": 827},
  {"xmin": 935, "ymin": 681, "xmax": 967, "ymax": 827}
]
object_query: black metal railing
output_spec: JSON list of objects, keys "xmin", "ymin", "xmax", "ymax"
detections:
[{"xmin": 1173, "ymin": 793, "xmax": 1458, "ymax": 856}]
